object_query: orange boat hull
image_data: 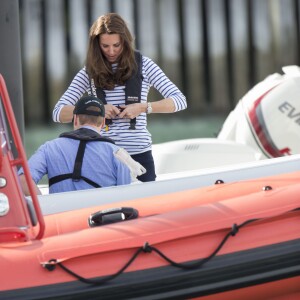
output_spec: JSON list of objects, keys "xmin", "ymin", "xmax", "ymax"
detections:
[{"xmin": 1, "ymin": 171, "xmax": 300, "ymax": 299}]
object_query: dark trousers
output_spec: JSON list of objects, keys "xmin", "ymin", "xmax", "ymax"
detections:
[{"xmin": 131, "ymin": 150, "xmax": 156, "ymax": 182}]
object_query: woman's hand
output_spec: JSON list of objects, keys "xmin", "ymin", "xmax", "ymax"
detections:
[
  {"xmin": 118, "ymin": 103, "xmax": 146, "ymax": 119},
  {"xmin": 104, "ymin": 104, "xmax": 122, "ymax": 119}
]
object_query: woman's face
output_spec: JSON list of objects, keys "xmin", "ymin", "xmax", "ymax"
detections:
[{"xmin": 99, "ymin": 33, "xmax": 123, "ymax": 63}]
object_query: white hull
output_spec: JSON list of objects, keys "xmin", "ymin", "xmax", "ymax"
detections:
[{"xmin": 152, "ymin": 138, "xmax": 264, "ymax": 175}]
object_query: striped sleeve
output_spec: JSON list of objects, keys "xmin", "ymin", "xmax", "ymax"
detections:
[
  {"xmin": 143, "ymin": 56, "xmax": 187, "ymax": 112},
  {"xmin": 52, "ymin": 68, "xmax": 90, "ymax": 122}
]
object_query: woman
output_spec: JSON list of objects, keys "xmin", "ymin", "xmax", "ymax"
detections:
[{"xmin": 53, "ymin": 13, "xmax": 187, "ymax": 182}]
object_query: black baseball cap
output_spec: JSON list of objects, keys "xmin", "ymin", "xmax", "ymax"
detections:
[{"xmin": 73, "ymin": 96, "xmax": 105, "ymax": 117}]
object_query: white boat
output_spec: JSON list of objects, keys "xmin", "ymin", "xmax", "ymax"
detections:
[{"xmin": 153, "ymin": 65, "xmax": 300, "ymax": 175}]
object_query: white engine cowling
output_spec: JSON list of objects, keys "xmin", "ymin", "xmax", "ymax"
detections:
[{"xmin": 218, "ymin": 65, "xmax": 300, "ymax": 158}]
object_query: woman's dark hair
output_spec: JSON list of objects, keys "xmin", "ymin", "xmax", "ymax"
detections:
[{"xmin": 86, "ymin": 13, "xmax": 137, "ymax": 90}]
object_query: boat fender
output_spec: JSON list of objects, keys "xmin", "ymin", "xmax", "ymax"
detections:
[{"xmin": 88, "ymin": 207, "xmax": 139, "ymax": 227}]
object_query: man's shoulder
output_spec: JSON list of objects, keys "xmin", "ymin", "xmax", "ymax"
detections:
[{"xmin": 91, "ymin": 140, "xmax": 118, "ymax": 150}]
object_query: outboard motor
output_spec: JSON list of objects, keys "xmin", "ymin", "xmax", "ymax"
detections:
[{"xmin": 218, "ymin": 65, "xmax": 300, "ymax": 159}]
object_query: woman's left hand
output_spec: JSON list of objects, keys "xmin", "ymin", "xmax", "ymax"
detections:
[{"xmin": 118, "ymin": 103, "xmax": 146, "ymax": 119}]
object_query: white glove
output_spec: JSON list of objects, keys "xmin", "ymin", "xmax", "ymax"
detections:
[{"xmin": 114, "ymin": 148, "xmax": 146, "ymax": 182}]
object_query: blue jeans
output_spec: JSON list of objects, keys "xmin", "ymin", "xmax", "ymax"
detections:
[{"xmin": 131, "ymin": 150, "xmax": 156, "ymax": 182}]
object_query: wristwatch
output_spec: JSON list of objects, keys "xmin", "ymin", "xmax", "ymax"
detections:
[{"xmin": 146, "ymin": 102, "xmax": 152, "ymax": 114}]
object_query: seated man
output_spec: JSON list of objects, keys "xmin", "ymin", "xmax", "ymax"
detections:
[{"xmin": 18, "ymin": 96, "xmax": 145, "ymax": 195}]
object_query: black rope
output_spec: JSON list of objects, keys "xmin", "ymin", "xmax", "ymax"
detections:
[
  {"xmin": 142, "ymin": 218, "xmax": 259, "ymax": 271},
  {"xmin": 43, "ymin": 207, "xmax": 300, "ymax": 285},
  {"xmin": 44, "ymin": 247, "xmax": 144, "ymax": 285}
]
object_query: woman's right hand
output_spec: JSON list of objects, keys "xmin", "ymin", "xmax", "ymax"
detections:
[{"xmin": 105, "ymin": 104, "xmax": 122, "ymax": 119}]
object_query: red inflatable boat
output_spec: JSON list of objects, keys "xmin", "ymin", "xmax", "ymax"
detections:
[{"xmin": 0, "ymin": 74, "xmax": 300, "ymax": 299}]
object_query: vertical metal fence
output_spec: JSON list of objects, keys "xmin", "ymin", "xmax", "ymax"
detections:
[{"xmin": 19, "ymin": 0, "xmax": 300, "ymax": 125}]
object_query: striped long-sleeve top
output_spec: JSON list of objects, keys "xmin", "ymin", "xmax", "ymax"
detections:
[{"xmin": 53, "ymin": 55, "xmax": 187, "ymax": 155}]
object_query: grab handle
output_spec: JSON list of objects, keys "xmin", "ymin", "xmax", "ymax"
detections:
[{"xmin": 88, "ymin": 207, "xmax": 139, "ymax": 227}]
